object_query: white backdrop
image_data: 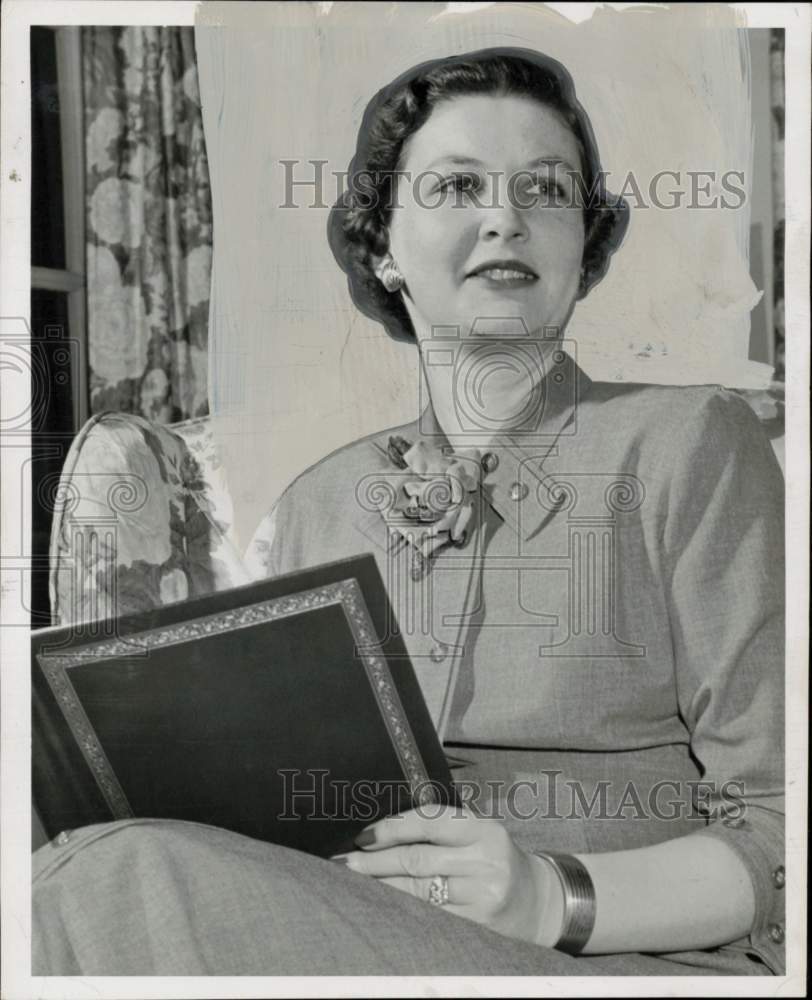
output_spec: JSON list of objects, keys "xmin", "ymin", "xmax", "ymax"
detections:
[{"xmin": 194, "ymin": 2, "xmax": 770, "ymax": 549}]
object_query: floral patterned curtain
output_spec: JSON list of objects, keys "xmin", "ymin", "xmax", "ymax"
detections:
[{"xmin": 83, "ymin": 27, "xmax": 212, "ymax": 422}]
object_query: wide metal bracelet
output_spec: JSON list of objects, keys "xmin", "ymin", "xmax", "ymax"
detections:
[{"xmin": 534, "ymin": 852, "xmax": 596, "ymax": 955}]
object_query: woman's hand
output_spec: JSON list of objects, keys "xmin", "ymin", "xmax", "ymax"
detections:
[{"xmin": 334, "ymin": 805, "xmax": 564, "ymax": 946}]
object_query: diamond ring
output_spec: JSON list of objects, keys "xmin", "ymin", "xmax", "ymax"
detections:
[{"xmin": 428, "ymin": 874, "xmax": 450, "ymax": 906}]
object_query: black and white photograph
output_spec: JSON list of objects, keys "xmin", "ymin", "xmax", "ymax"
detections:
[{"xmin": 1, "ymin": 1, "xmax": 808, "ymax": 995}]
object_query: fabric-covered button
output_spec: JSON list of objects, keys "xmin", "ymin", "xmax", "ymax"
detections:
[
  {"xmin": 481, "ymin": 452, "xmax": 499, "ymax": 474},
  {"xmin": 767, "ymin": 923, "xmax": 785, "ymax": 944},
  {"xmin": 54, "ymin": 830, "xmax": 71, "ymax": 846},
  {"xmin": 429, "ymin": 643, "xmax": 448, "ymax": 663},
  {"xmin": 772, "ymin": 865, "xmax": 786, "ymax": 889},
  {"xmin": 508, "ymin": 482, "xmax": 528, "ymax": 502}
]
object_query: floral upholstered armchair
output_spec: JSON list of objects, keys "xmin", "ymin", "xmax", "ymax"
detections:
[
  {"xmin": 33, "ymin": 411, "xmax": 259, "ymax": 850},
  {"xmin": 47, "ymin": 412, "xmax": 249, "ymax": 628}
]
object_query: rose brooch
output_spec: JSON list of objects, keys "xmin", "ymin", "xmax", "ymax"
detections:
[{"xmin": 384, "ymin": 435, "xmax": 481, "ymax": 580}]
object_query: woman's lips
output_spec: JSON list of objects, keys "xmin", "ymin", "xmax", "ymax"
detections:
[{"xmin": 470, "ymin": 267, "xmax": 539, "ymax": 288}]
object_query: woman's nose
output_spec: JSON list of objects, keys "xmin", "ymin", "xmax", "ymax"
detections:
[{"xmin": 478, "ymin": 188, "xmax": 530, "ymax": 242}]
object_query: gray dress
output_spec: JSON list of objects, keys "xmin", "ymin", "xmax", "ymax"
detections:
[{"xmin": 33, "ymin": 360, "xmax": 785, "ymax": 975}]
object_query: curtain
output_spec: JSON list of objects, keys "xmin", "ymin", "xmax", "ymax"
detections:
[
  {"xmin": 770, "ymin": 28, "xmax": 785, "ymax": 382},
  {"xmin": 83, "ymin": 27, "xmax": 212, "ymax": 423}
]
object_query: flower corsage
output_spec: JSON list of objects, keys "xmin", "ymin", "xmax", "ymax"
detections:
[{"xmin": 385, "ymin": 435, "xmax": 481, "ymax": 579}]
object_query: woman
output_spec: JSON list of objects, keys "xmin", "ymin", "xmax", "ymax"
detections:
[{"xmin": 33, "ymin": 48, "xmax": 785, "ymax": 977}]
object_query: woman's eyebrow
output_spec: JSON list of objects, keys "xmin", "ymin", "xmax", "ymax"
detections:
[
  {"xmin": 422, "ymin": 154, "xmax": 579, "ymax": 174},
  {"xmin": 524, "ymin": 156, "xmax": 580, "ymax": 175},
  {"xmin": 423, "ymin": 155, "xmax": 485, "ymax": 172}
]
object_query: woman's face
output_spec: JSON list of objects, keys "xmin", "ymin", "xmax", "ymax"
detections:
[{"xmin": 387, "ymin": 94, "xmax": 586, "ymax": 341}]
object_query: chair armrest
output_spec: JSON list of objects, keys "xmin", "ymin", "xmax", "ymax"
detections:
[{"xmin": 49, "ymin": 412, "xmax": 248, "ymax": 626}]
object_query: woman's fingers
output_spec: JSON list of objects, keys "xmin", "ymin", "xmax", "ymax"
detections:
[
  {"xmin": 377, "ymin": 874, "xmax": 430, "ymax": 900},
  {"xmin": 331, "ymin": 811, "xmax": 546, "ymax": 946},
  {"xmin": 378, "ymin": 875, "xmax": 480, "ymax": 908},
  {"xmin": 339, "ymin": 842, "xmax": 476, "ymax": 879},
  {"xmin": 355, "ymin": 805, "xmax": 483, "ymax": 851}
]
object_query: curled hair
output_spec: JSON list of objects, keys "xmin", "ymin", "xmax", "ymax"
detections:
[{"xmin": 328, "ymin": 47, "xmax": 629, "ymax": 342}]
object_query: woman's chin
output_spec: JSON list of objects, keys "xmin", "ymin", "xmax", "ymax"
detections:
[
  {"xmin": 461, "ymin": 315, "xmax": 547, "ymax": 339},
  {"xmin": 444, "ymin": 294, "xmax": 550, "ymax": 339}
]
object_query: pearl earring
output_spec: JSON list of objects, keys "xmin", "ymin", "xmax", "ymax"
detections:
[{"xmin": 376, "ymin": 254, "xmax": 405, "ymax": 293}]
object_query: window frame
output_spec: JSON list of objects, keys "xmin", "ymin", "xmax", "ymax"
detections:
[{"xmin": 31, "ymin": 25, "xmax": 87, "ymax": 431}]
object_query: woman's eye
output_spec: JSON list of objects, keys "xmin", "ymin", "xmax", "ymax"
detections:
[
  {"xmin": 524, "ymin": 174, "xmax": 568, "ymax": 205},
  {"xmin": 440, "ymin": 173, "xmax": 481, "ymax": 194}
]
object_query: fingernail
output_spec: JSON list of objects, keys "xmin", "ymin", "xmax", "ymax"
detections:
[
  {"xmin": 354, "ymin": 827, "xmax": 376, "ymax": 848},
  {"xmin": 329, "ymin": 855, "xmax": 350, "ymax": 865}
]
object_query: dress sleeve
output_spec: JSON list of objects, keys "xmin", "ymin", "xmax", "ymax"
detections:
[
  {"xmin": 243, "ymin": 501, "xmax": 282, "ymax": 580},
  {"xmin": 242, "ymin": 481, "xmax": 299, "ymax": 580},
  {"xmin": 661, "ymin": 388, "xmax": 785, "ymax": 973}
]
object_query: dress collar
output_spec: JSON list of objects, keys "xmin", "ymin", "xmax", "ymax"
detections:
[{"xmin": 362, "ymin": 351, "xmax": 593, "ymax": 545}]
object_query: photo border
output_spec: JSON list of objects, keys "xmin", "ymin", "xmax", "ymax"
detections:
[{"xmin": 1, "ymin": 2, "xmax": 808, "ymax": 997}]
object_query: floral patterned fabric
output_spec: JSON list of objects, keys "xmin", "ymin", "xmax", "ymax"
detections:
[
  {"xmin": 49, "ymin": 413, "xmax": 248, "ymax": 627},
  {"xmin": 83, "ymin": 27, "xmax": 212, "ymax": 422}
]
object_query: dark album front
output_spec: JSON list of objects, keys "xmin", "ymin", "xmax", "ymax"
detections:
[{"xmin": 33, "ymin": 554, "xmax": 456, "ymax": 858}]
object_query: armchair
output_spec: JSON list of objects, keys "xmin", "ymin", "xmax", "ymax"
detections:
[{"xmin": 34, "ymin": 411, "xmax": 253, "ymax": 849}]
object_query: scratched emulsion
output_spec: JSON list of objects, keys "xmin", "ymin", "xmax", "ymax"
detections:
[{"xmin": 193, "ymin": 2, "xmax": 768, "ymax": 549}]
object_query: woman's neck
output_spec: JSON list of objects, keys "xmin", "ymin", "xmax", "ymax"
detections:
[{"xmin": 417, "ymin": 333, "xmax": 564, "ymax": 448}]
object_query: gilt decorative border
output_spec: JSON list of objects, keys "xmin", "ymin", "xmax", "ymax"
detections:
[{"xmin": 36, "ymin": 578, "xmax": 435, "ymax": 818}]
